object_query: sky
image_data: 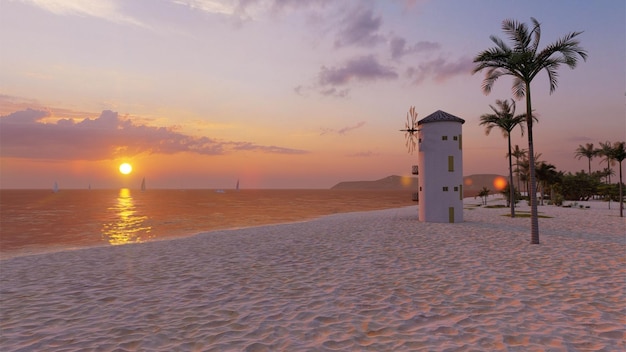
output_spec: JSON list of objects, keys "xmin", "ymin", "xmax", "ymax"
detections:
[{"xmin": 1, "ymin": 0, "xmax": 624, "ymax": 189}]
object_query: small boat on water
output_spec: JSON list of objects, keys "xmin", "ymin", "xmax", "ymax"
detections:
[
  {"xmin": 236, "ymin": 179, "xmax": 240, "ymax": 191},
  {"xmin": 53, "ymin": 181, "xmax": 59, "ymax": 193},
  {"xmin": 141, "ymin": 177, "xmax": 146, "ymax": 192}
]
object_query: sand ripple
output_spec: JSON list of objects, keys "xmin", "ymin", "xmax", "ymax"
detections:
[{"xmin": 1, "ymin": 202, "xmax": 624, "ymax": 351}]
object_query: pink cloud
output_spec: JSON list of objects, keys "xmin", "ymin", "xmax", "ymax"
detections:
[
  {"xmin": 334, "ymin": 7, "xmax": 384, "ymax": 48},
  {"xmin": 319, "ymin": 55, "xmax": 398, "ymax": 86},
  {"xmin": 406, "ymin": 56, "xmax": 474, "ymax": 84},
  {"xmin": 0, "ymin": 109, "xmax": 307, "ymax": 160},
  {"xmin": 320, "ymin": 121, "xmax": 366, "ymax": 135},
  {"xmin": 389, "ymin": 36, "xmax": 440, "ymax": 59}
]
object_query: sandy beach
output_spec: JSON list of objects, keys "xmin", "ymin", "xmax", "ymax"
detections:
[{"xmin": 1, "ymin": 197, "xmax": 624, "ymax": 351}]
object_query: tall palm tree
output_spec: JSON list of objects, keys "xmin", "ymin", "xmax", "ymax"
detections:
[
  {"xmin": 611, "ymin": 141, "xmax": 626, "ymax": 217},
  {"xmin": 480, "ymin": 99, "xmax": 527, "ymax": 217},
  {"xmin": 473, "ymin": 17, "xmax": 587, "ymax": 244},
  {"xmin": 597, "ymin": 141, "xmax": 615, "ymax": 184},
  {"xmin": 574, "ymin": 143, "xmax": 596, "ymax": 174},
  {"xmin": 511, "ymin": 145, "xmax": 527, "ymax": 193}
]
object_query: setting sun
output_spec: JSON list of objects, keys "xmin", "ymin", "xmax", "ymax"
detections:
[{"xmin": 119, "ymin": 163, "xmax": 133, "ymax": 175}]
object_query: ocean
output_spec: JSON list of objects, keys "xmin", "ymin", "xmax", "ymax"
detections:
[{"xmin": 0, "ymin": 189, "xmax": 414, "ymax": 259}]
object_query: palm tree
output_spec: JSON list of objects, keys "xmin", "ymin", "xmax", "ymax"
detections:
[
  {"xmin": 518, "ymin": 157, "xmax": 530, "ymax": 195},
  {"xmin": 611, "ymin": 141, "xmax": 626, "ymax": 217},
  {"xmin": 517, "ymin": 152, "xmax": 542, "ymax": 198},
  {"xmin": 511, "ymin": 145, "xmax": 527, "ymax": 193},
  {"xmin": 473, "ymin": 17, "xmax": 587, "ymax": 244},
  {"xmin": 597, "ymin": 141, "xmax": 615, "ymax": 184},
  {"xmin": 480, "ymin": 99, "xmax": 527, "ymax": 217},
  {"xmin": 574, "ymin": 143, "xmax": 596, "ymax": 175},
  {"xmin": 535, "ymin": 161, "xmax": 557, "ymax": 206}
]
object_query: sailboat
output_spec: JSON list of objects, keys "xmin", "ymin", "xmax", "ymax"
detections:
[
  {"xmin": 236, "ymin": 179, "xmax": 240, "ymax": 191},
  {"xmin": 141, "ymin": 177, "xmax": 146, "ymax": 192},
  {"xmin": 53, "ymin": 181, "xmax": 59, "ymax": 193}
]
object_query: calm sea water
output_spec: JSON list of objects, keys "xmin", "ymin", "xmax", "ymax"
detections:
[{"xmin": 0, "ymin": 189, "xmax": 413, "ymax": 259}]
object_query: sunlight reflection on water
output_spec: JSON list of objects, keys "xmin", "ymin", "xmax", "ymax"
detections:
[{"xmin": 101, "ymin": 188, "xmax": 152, "ymax": 245}]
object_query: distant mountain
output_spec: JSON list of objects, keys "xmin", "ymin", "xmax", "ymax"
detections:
[
  {"xmin": 331, "ymin": 174, "xmax": 508, "ymax": 198},
  {"xmin": 331, "ymin": 175, "xmax": 417, "ymax": 190}
]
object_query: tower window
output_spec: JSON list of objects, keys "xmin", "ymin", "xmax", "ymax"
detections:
[
  {"xmin": 454, "ymin": 186, "xmax": 458, "ymax": 191},
  {"xmin": 443, "ymin": 187, "xmax": 449, "ymax": 192},
  {"xmin": 442, "ymin": 135, "xmax": 448, "ymax": 141},
  {"xmin": 453, "ymin": 136, "xmax": 458, "ymax": 141}
]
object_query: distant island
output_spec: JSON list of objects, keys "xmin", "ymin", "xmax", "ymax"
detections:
[{"xmin": 331, "ymin": 174, "xmax": 507, "ymax": 198}]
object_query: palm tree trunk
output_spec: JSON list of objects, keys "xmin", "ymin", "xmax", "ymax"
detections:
[
  {"xmin": 587, "ymin": 157, "xmax": 591, "ymax": 175},
  {"xmin": 619, "ymin": 161, "xmax": 624, "ymax": 218},
  {"xmin": 526, "ymin": 83, "xmax": 540, "ymax": 244},
  {"xmin": 507, "ymin": 135, "xmax": 515, "ymax": 217},
  {"xmin": 516, "ymin": 157, "xmax": 521, "ymax": 197}
]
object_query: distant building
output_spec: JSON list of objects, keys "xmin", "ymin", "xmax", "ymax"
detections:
[{"xmin": 417, "ymin": 110, "xmax": 465, "ymax": 223}]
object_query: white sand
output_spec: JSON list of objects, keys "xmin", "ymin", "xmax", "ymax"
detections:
[{"xmin": 1, "ymin": 199, "xmax": 624, "ymax": 351}]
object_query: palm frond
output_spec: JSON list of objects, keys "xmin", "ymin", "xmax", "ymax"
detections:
[
  {"xmin": 512, "ymin": 77, "xmax": 525, "ymax": 99},
  {"xmin": 514, "ymin": 113, "xmax": 526, "ymax": 136},
  {"xmin": 543, "ymin": 63, "xmax": 560, "ymax": 94},
  {"xmin": 502, "ymin": 18, "xmax": 530, "ymax": 51},
  {"xmin": 479, "ymin": 67, "xmax": 507, "ymax": 94},
  {"xmin": 529, "ymin": 17, "xmax": 542, "ymax": 53},
  {"xmin": 489, "ymin": 34, "xmax": 511, "ymax": 52}
]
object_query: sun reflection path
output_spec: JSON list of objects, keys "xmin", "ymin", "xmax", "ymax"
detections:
[{"xmin": 102, "ymin": 188, "xmax": 152, "ymax": 245}]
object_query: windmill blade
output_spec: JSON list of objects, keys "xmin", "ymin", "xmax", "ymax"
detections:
[
  {"xmin": 405, "ymin": 132, "xmax": 417, "ymax": 154},
  {"xmin": 400, "ymin": 105, "xmax": 419, "ymax": 154},
  {"xmin": 407, "ymin": 138, "xmax": 416, "ymax": 154}
]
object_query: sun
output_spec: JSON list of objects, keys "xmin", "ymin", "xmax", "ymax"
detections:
[{"xmin": 119, "ymin": 163, "xmax": 133, "ymax": 175}]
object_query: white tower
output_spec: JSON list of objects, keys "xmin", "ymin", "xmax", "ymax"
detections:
[{"xmin": 417, "ymin": 110, "xmax": 465, "ymax": 223}]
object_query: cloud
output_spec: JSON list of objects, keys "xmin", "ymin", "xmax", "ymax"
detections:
[
  {"xmin": 337, "ymin": 121, "xmax": 366, "ymax": 135},
  {"xmin": 319, "ymin": 87, "xmax": 351, "ymax": 98},
  {"xmin": 172, "ymin": 0, "xmax": 236, "ymax": 15},
  {"xmin": 319, "ymin": 55, "xmax": 398, "ymax": 86},
  {"xmin": 231, "ymin": 142, "xmax": 308, "ymax": 154},
  {"xmin": 334, "ymin": 7, "xmax": 383, "ymax": 48},
  {"xmin": 0, "ymin": 109, "xmax": 307, "ymax": 160},
  {"xmin": 346, "ymin": 150, "xmax": 376, "ymax": 157},
  {"xmin": 21, "ymin": 0, "xmax": 149, "ymax": 28},
  {"xmin": 389, "ymin": 36, "xmax": 440, "ymax": 60},
  {"xmin": 270, "ymin": 0, "xmax": 332, "ymax": 12},
  {"xmin": 172, "ymin": 0, "xmax": 332, "ymax": 21},
  {"xmin": 320, "ymin": 121, "xmax": 366, "ymax": 135},
  {"xmin": 406, "ymin": 56, "xmax": 474, "ymax": 84}
]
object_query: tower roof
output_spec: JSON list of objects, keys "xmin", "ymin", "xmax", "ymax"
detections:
[{"xmin": 418, "ymin": 110, "xmax": 465, "ymax": 125}]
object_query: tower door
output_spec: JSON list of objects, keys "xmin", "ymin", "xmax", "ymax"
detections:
[{"xmin": 448, "ymin": 207, "xmax": 454, "ymax": 223}]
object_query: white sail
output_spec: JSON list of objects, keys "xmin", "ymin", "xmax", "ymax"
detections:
[{"xmin": 53, "ymin": 181, "xmax": 59, "ymax": 193}]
